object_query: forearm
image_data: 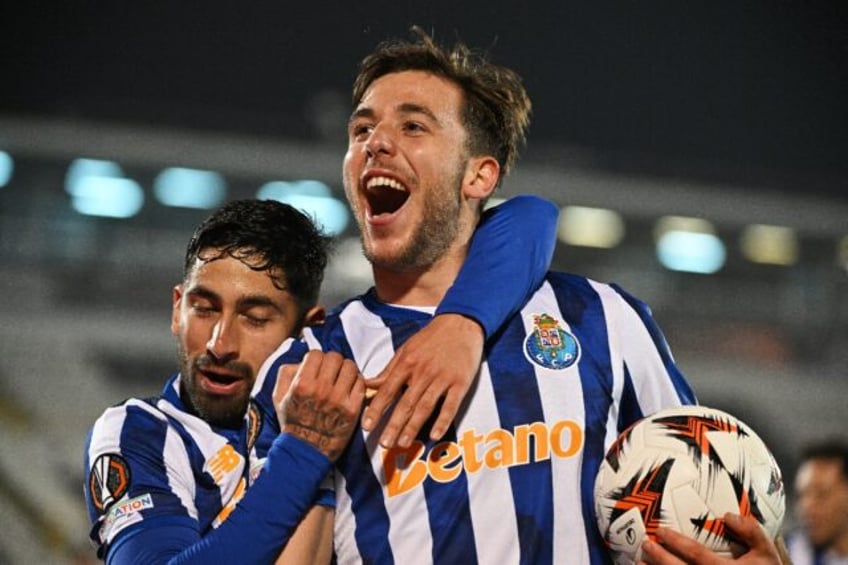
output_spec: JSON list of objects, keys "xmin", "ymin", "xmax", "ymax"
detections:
[
  {"xmin": 437, "ymin": 194, "xmax": 558, "ymax": 337},
  {"xmin": 171, "ymin": 434, "xmax": 331, "ymax": 564},
  {"xmin": 106, "ymin": 434, "xmax": 331, "ymax": 565}
]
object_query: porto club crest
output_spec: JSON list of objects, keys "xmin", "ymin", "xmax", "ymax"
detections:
[{"xmin": 524, "ymin": 313, "xmax": 580, "ymax": 370}]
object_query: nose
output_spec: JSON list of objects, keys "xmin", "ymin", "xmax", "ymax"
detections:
[
  {"xmin": 207, "ymin": 317, "xmax": 238, "ymax": 362},
  {"xmin": 364, "ymin": 123, "xmax": 394, "ymax": 159}
]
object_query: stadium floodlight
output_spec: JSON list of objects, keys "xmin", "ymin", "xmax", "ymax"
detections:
[
  {"xmin": 0, "ymin": 150, "xmax": 13, "ymax": 188},
  {"xmin": 258, "ymin": 179, "xmax": 350, "ymax": 236},
  {"xmin": 69, "ymin": 176, "xmax": 144, "ymax": 218},
  {"xmin": 558, "ymin": 206, "xmax": 625, "ymax": 249},
  {"xmin": 66, "ymin": 158, "xmax": 144, "ymax": 218},
  {"xmin": 654, "ymin": 216, "xmax": 725, "ymax": 274},
  {"xmin": 740, "ymin": 224, "xmax": 799, "ymax": 266},
  {"xmin": 154, "ymin": 167, "xmax": 227, "ymax": 209}
]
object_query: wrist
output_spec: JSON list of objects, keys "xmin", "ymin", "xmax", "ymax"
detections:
[{"xmin": 432, "ymin": 312, "xmax": 484, "ymax": 340}]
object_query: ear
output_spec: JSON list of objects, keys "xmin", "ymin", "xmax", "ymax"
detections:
[
  {"xmin": 462, "ymin": 155, "xmax": 500, "ymax": 200},
  {"xmin": 171, "ymin": 284, "xmax": 184, "ymax": 336},
  {"xmin": 303, "ymin": 305, "xmax": 327, "ymax": 327}
]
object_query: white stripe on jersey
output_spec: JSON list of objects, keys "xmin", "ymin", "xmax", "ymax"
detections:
[
  {"xmin": 588, "ymin": 280, "xmax": 630, "ymax": 454},
  {"xmin": 87, "ymin": 400, "xmax": 168, "ymax": 543},
  {"xmin": 158, "ymin": 394, "xmax": 245, "ymax": 511},
  {"xmin": 328, "ymin": 275, "xmax": 695, "ymax": 565},
  {"xmin": 590, "ymin": 280, "xmax": 686, "ymax": 430},
  {"xmin": 457, "ymin": 361, "xmax": 520, "ymax": 565},
  {"xmin": 157, "ymin": 401, "xmax": 198, "ymax": 519},
  {"xmin": 339, "ymin": 301, "xmax": 435, "ymax": 563},
  {"xmin": 340, "ymin": 300, "xmax": 396, "ymax": 379},
  {"xmin": 251, "ymin": 336, "xmax": 296, "ymax": 397},
  {"xmin": 521, "ymin": 281, "xmax": 591, "ymax": 565}
]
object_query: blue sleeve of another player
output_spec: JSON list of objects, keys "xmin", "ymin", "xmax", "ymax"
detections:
[
  {"xmin": 436, "ymin": 195, "xmax": 558, "ymax": 337},
  {"xmin": 106, "ymin": 435, "xmax": 331, "ymax": 565}
]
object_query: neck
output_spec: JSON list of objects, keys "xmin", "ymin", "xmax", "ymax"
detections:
[
  {"xmin": 834, "ymin": 529, "xmax": 848, "ymax": 556},
  {"xmin": 373, "ymin": 244, "xmax": 467, "ymax": 306}
]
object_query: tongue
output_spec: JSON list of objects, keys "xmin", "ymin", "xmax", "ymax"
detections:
[{"xmin": 369, "ymin": 186, "xmax": 408, "ymax": 215}]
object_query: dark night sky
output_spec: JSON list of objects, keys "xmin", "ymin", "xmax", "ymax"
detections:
[{"xmin": 1, "ymin": 1, "xmax": 846, "ymax": 196}]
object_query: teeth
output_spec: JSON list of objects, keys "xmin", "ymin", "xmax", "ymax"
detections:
[{"xmin": 366, "ymin": 176, "xmax": 406, "ymax": 191}]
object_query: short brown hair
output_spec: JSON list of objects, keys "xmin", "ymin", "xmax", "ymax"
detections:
[{"xmin": 352, "ymin": 26, "xmax": 532, "ymax": 183}]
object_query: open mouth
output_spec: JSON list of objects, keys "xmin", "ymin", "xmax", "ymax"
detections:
[
  {"xmin": 199, "ymin": 369, "xmax": 242, "ymax": 394},
  {"xmin": 365, "ymin": 175, "xmax": 409, "ymax": 217}
]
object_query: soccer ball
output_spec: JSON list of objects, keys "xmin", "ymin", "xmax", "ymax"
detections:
[{"xmin": 593, "ymin": 405, "xmax": 785, "ymax": 564}]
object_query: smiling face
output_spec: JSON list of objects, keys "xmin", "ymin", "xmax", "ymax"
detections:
[
  {"xmin": 343, "ymin": 70, "xmax": 484, "ymax": 273},
  {"xmin": 171, "ymin": 250, "xmax": 303, "ymax": 429}
]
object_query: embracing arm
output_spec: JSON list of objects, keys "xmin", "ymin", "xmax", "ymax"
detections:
[
  {"xmin": 437, "ymin": 194, "xmax": 559, "ymax": 337},
  {"xmin": 362, "ymin": 194, "xmax": 559, "ymax": 448},
  {"xmin": 106, "ymin": 435, "xmax": 333, "ymax": 565},
  {"xmin": 104, "ymin": 352, "xmax": 363, "ymax": 565}
]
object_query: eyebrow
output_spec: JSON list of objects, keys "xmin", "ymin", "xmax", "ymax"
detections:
[
  {"xmin": 187, "ymin": 286, "xmax": 282, "ymax": 312},
  {"xmin": 349, "ymin": 102, "xmax": 441, "ymax": 127}
]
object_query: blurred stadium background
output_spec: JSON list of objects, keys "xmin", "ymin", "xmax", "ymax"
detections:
[{"xmin": 0, "ymin": 2, "xmax": 845, "ymax": 562}]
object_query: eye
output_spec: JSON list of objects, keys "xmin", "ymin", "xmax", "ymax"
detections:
[
  {"xmin": 403, "ymin": 121, "xmax": 427, "ymax": 134},
  {"xmin": 350, "ymin": 122, "xmax": 374, "ymax": 140},
  {"xmin": 190, "ymin": 301, "xmax": 217, "ymax": 316},
  {"xmin": 244, "ymin": 314, "xmax": 270, "ymax": 327}
]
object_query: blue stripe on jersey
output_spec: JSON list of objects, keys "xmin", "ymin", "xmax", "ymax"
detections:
[
  {"xmin": 488, "ymin": 317, "xmax": 554, "ymax": 565},
  {"xmin": 422, "ymin": 438, "xmax": 478, "ymax": 564},
  {"xmin": 618, "ymin": 361, "xmax": 644, "ymax": 429},
  {"xmin": 549, "ymin": 274, "xmax": 616, "ymax": 565},
  {"xmin": 325, "ymin": 278, "xmax": 695, "ymax": 565},
  {"xmin": 364, "ymin": 298, "xmax": 480, "ymax": 564},
  {"xmin": 120, "ymin": 403, "xmax": 199, "ymax": 523},
  {"xmin": 318, "ymin": 313, "xmax": 395, "ymax": 564},
  {"xmin": 340, "ymin": 431, "xmax": 395, "ymax": 564},
  {"xmin": 254, "ymin": 339, "xmax": 311, "ymax": 437},
  {"xmin": 609, "ymin": 283, "xmax": 696, "ymax": 405},
  {"xmin": 157, "ymin": 401, "xmax": 241, "ymax": 533}
]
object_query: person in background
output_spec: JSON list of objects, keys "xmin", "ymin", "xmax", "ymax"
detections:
[
  {"xmin": 785, "ymin": 438, "xmax": 848, "ymax": 565},
  {"xmin": 83, "ymin": 194, "xmax": 559, "ymax": 564}
]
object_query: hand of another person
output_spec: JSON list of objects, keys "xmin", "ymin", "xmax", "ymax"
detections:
[
  {"xmin": 361, "ymin": 313, "xmax": 484, "ymax": 449},
  {"xmin": 639, "ymin": 513, "xmax": 785, "ymax": 565},
  {"xmin": 274, "ymin": 350, "xmax": 365, "ymax": 461}
]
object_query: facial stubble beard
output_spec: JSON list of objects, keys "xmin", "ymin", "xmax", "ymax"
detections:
[
  {"xmin": 175, "ymin": 341, "xmax": 250, "ymax": 430},
  {"xmin": 363, "ymin": 164, "xmax": 466, "ymax": 271}
]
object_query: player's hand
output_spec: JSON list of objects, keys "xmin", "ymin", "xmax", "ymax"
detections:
[
  {"xmin": 274, "ymin": 350, "xmax": 365, "ymax": 461},
  {"xmin": 639, "ymin": 513, "xmax": 783, "ymax": 565},
  {"xmin": 361, "ymin": 313, "xmax": 484, "ymax": 449}
]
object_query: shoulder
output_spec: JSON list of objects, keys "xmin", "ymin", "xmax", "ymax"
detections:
[
  {"xmin": 85, "ymin": 397, "xmax": 172, "ymax": 455},
  {"xmin": 88, "ymin": 397, "xmax": 165, "ymax": 437},
  {"xmin": 544, "ymin": 272, "xmax": 639, "ymax": 307}
]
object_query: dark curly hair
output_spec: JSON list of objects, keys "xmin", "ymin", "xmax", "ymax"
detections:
[
  {"xmin": 352, "ymin": 26, "xmax": 532, "ymax": 184},
  {"xmin": 183, "ymin": 199, "xmax": 331, "ymax": 317}
]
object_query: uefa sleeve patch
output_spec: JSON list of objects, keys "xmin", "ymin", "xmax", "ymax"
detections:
[
  {"xmin": 88, "ymin": 453, "xmax": 131, "ymax": 513},
  {"xmin": 523, "ymin": 313, "xmax": 581, "ymax": 370}
]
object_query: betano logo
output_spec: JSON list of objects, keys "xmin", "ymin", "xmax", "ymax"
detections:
[{"xmin": 383, "ymin": 419, "xmax": 584, "ymax": 497}]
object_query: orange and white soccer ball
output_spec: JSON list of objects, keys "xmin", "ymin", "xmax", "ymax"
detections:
[{"xmin": 593, "ymin": 405, "xmax": 785, "ymax": 565}]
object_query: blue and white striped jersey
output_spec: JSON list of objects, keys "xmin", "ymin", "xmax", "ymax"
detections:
[
  {"xmin": 82, "ymin": 349, "xmax": 309, "ymax": 558},
  {"xmin": 785, "ymin": 529, "xmax": 838, "ymax": 565},
  {"xmin": 303, "ymin": 272, "xmax": 696, "ymax": 565}
]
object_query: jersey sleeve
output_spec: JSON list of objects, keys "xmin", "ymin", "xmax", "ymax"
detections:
[
  {"xmin": 165, "ymin": 434, "xmax": 332, "ymax": 564},
  {"xmin": 102, "ymin": 435, "xmax": 332, "ymax": 565},
  {"xmin": 84, "ymin": 400, "xmax": 200, "ymax": 557},
  {"xmin": 435, "ymin": 194, "xmax": 559, "ymax": 338}
]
